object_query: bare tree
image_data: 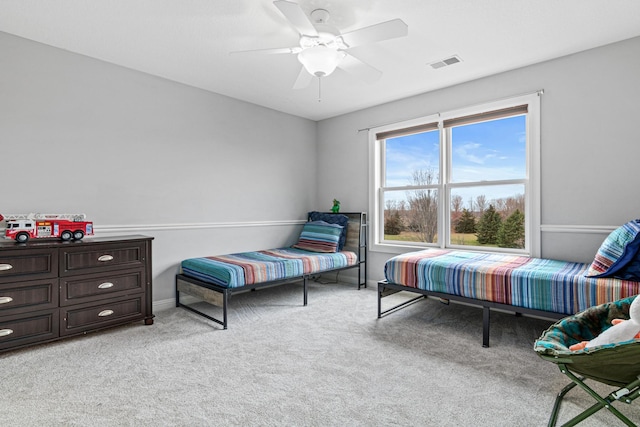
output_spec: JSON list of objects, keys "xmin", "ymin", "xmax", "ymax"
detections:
[
  {"xmin": 451, "ymin": 194, "xmax": 463, "ymax": 231},
  {"xmin": 384, "ymin": 199, "xmax": 404, "ymax": 235},
  {"xmin": 406, "ymin": 168, "xmax": 438, "ymax": 243},
  {"xmin": 451, "ymin": 194, "xmax": 463, "ymax": 213},
  {"xmin": 493, "ymin": 198, "xmax": 506, "ymax": 214},
  {"xmin": 503, "ymin": 194, "xmax": 525, "ymax": 218},
  {"xmin": 475, "ymin": 195, "xmax": 487, "ymax": 215},
  {"xmin": 488, "ymin": 194, "xmax": 525, "ymax": 219},
  {"xmin": 467, "ymin": 197, "xmax": 475, "ymax": 213}
]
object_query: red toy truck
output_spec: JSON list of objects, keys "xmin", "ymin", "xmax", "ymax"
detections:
[{"xmin": 3, "ymin": 213, "xmax": 93, "ymax": 243}]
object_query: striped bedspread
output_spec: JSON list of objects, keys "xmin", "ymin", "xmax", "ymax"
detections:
[
  {"xmin": 181, "ymin": 248, "xmax": 358, "ymax": 288},
  {"xmin": 384, "ymin": 249, "xmax": 640, "ymax": 315}
]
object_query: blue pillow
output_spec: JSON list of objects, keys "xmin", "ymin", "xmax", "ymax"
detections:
[
  {"xmin": 292, "ymin": 221, "xmax": 343, "ymax": 253},
  {"xmin": 308, "ymin": 211, "xmax": 349, "ymax": 250},
  {"xmin": 586, "ymin": 219, "xmax": 640, "ymax": 278},
  {"xmin": 615, "ymin": 250, "xmax": 640, "ymax": 280}
]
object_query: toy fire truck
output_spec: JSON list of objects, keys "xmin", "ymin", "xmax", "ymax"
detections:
[{"xmin": 2, "ymin": 213, "xmax": 93, "ymax": 243}]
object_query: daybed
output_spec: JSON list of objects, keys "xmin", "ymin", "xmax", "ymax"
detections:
[
  {"xmin": 176, "ymin": 212, "xmax": 367, "ymax": 328},
  {"xmin": 378, "ymin": 220, "xmax": 640, "ymax": 347}
]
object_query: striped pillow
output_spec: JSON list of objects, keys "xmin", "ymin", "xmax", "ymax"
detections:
[
  {"xmin": 292, "ymin": 221, "xmax": 343, "ymax": 253},
  {"xmin": 586, "ymin": 219, "xmax": 640, "ymax": 277},
  {"xmin": 309, "ymin": 211, "xmax": 349, "ymax": 250}
]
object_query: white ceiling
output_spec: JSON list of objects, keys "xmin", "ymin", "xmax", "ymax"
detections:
[{"xmin": 1, "ymin": 0, "xmax": 640, "ymax": 121}]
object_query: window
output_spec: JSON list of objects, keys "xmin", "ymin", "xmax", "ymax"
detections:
[{"xmin": 369, "ymin": 93, "xmax": 541, "ymax": 256}]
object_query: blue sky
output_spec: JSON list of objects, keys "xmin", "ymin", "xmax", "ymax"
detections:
[
  {"xmin": 451, "ymin": 115, "xmax": 526, "ymax": 183},
  {"xmin": 384, "ymin": 115, "xmax": 526, "ymax": 209}
]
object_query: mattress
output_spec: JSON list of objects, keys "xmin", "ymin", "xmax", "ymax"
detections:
[
  {"xmin": 383, "ymin": 249, "xmax": 640, "ymax": 315},
  {"xmin": 181, "ymin": 247, "xmax": 358, "ymax": 288}
]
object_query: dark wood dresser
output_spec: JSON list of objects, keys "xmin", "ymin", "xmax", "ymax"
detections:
[{"xmin": 0, "ymin": 235, "xmax": 153, "ymax": 353}]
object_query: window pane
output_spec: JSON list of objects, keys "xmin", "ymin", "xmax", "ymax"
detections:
[
  {"xmin": 383, "ymin": 189, "xmax": 439, "ymax": 244},
  {"xmin": 450, "ymin": 184, "xmax": 525, "ymax": 249},
  {"xmin": 450, "ymin": 115, "xmax": 526, "ymax": 183},
  {"xmin": 385, "ymin": 130, "xmax": 439, "ymax": 187}
]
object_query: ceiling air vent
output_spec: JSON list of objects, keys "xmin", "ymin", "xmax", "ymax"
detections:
[{"xmin": 429, "ymin": 55, "xmax": 462, "ymax": 70}]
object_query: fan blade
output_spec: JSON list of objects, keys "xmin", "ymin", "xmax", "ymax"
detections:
[
  {"xmin": 230, "ymin": 46, "xmax": 301, "ymax": 55},
  {"xmin": 273, "ymin": 0, "xmax": 318, "ymax": 36},
  {"xmin": 292, "ymin": 66, "xmax": 314, "ymax": 89},
  {"xmin": 340, "ymin": 19, "xmax": 408, "ymax": 48},
  {"xmin": 338, "ymin": 53, "xmax": 382, "ymax": 84}
]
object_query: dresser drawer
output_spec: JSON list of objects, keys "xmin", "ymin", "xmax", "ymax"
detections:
[
  {"xmin": 0, "ymin": 279, "xmax": 59, "ymax": 316},
  {"xmin": 61, "ymin": 242, "xmax": 147, "ymax": 276},
  {"xmin": 60, "ymin": 269, "xmax": 144, "ymax": 306},
  {"xmin": 0, "ymin": 235, "xmax": 153, "ymax": 353},
  {"xmin": 0, "ymin": 249, "xmax": 58, "ymax": 284},
  {"xmin": 60, "ymin": 296, "xmax": 144, "ymax": 336},
  {"xmin": 0, "ymin": 309, "xmax": 59, "ymax": 351}
]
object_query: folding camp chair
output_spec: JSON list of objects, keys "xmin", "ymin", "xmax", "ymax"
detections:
[{"xmin": 534, "ymin": 296, "xmax": 640, "ymax": 427}]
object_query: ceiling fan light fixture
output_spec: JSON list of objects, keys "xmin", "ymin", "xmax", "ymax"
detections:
[
  {"xmin": 298, "ymin": 46, "xmax": 344, "ymax": 77},
  {"xmin": 232, "ymin": 1, "xmax": 409, "ymax": 90}
]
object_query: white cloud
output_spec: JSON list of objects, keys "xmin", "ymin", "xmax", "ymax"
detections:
[{"xmin": 455, "ymin": 142, "xmax": 486, "ymax": 164}]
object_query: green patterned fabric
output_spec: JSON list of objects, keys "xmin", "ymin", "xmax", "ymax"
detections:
[
  {"xmin": 534, "ymin": 295, "xmax": 640, "ymax": 386},
  {"xmin": 535, "ymin": 296, "xmax": 635, "ymax": 353}
]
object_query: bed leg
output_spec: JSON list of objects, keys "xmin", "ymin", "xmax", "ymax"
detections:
[
  {"xmin": 364, "ymin": 262, "xmax": 367, "ymax": 289},
  {"xmin": 175, "ymin": 276, "xmax": 181, "ymax": 307},
  {"xmin": 482, "ymin": 306, "xmax": 490, "ymax": 348},
  {"xmin": 222, "ymin": 289, "xmax": 228, "ymax": 330},
  {"xmin": 303, "ymin": 276, "xmax": 308, "ymax": 306},
  {"xmin": 358, "ymin": 263, "xmax": 367, "ymax": 289}
]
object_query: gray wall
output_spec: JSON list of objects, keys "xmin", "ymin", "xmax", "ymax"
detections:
[
  {"xmin": 0, "ymin": 32, "xmax": 317, "ymax": 306},
  {"xmin": 316, "ymin": 36, "xmax": 640, "ymax": 282},
  {"xmin": 3, "ymin": 30, "xmax": 639, "ymax": 302}
]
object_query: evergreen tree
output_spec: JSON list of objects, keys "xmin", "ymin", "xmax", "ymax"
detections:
[
  {"xmin": 455, "ymin": 208, "xmax": 476, "ymax": 234},
  {"xmin": 476, "ymin": 204, "xmax": 502, "ymax": 245},
  {"xmin": 497, "ymin": 209, "xmax": 525, "ymax": 248},
  {"xmin": 384, "ymin": 211, "xmax": 403, "ymax": 235}
]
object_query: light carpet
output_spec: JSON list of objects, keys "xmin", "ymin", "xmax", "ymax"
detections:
[{"xmin": 2, "ymin": 280, "xmax": 638, "ymax": 426}]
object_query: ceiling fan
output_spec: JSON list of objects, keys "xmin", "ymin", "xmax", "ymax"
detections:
[{"xmin": 231, "ymin": 0, "xmax": 408, "ymax": 89}]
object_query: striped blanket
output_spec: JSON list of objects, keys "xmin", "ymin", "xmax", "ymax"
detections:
[
  {"xmin": 384, "ymin": 249, "xmax": 640, "ymax": 315},
  {"xmin": 182, "ymin": 248, "xmax": 358, "ymax": 288}
]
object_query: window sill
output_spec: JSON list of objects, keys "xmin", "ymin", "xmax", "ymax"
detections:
[{"xmin": 370, "ymin": 241, "xmax": 530, "ymax": 257}]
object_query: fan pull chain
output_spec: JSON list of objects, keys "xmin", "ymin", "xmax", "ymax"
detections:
[{"xmin": 318, "ymin": 76, "xmax": 322, "ymax": 102}]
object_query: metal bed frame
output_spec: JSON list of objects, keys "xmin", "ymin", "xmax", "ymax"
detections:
[
  {"xmin": 176, "ymin": 212, "xmax": 367, "ymax": 329},
  {"xmin": 377, "ymin": 280, "xmax": 565, "ymax": 347}
]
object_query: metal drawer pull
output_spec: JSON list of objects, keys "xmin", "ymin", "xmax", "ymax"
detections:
[
  {"xmin": 0, "ymin": 264, "xmax": 13, "ymax": 271},
  {"xmin": 0, "ymin": 329, "xmax": 14, "ymax": 337},
  {"xmin": 98, "ymin": 309, "xmax": 114, "ymax": 317},
  {"xmin": 97, "ymin": 255, "xmax": 114, "ymax": 262},
  {"xmin": 0, "ymin": 296, "xmax": 14, "ymax": 304},
  {"xmin": 98, "ymin": 282, "xmax": 114, "ymax": 289}
]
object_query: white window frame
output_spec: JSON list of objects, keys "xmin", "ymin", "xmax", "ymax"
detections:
[{"xmin": 368, "ymin": 92, "xmax": 541, "ymax": 256}]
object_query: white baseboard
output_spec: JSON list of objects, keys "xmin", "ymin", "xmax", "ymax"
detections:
[
  {"xmin": 153, "ymin": 298, "xmax": 178, "ymax": 312},
  {"xmin": 155, "ymin": 294, "xmax": 204, "ymax": 312}
]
